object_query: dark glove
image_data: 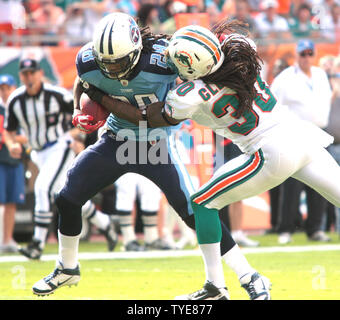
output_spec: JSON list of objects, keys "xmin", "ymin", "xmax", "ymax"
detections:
[{"xmin": 80, "ymin": 79, "xmax": 106, "ymax": 104}]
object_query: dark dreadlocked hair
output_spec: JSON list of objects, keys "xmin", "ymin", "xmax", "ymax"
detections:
[
  {"xmin": 139, "ymin": 25, "xmax": 171, "ymax": 53},
  {"xmin": 202, "ymin": 20, "xmax": 263, "ymax": 118}
]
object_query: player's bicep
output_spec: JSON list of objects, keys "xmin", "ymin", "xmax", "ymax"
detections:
[{"xmin": 73, "ymin": 76, "xmax": 83, "ymax": 110}]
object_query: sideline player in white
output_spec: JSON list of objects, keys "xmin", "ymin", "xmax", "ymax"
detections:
[
  {"xmin": 115, "ymin": 172, "xmax": 172, "ymax": 250},
  {"xmin": 87, "ymin": 20, "xmax": 340, "ymax": 299},
  {"xmin": 4, "ymin": 58, "xmax": 117, "ymax": 259}
]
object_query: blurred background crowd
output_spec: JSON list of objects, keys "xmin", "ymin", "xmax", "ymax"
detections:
[{"xmin": 0, "ymin": 0, "xmax": 339, "ymax": 46}]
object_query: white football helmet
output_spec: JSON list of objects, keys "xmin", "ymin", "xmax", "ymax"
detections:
[
  {"xmin": 92, "ymin": 12, "xmax": 142, "ymax": 80},
  {"xmin": 166, "ymin": 25, "xmax": 225, "ymax": 81}
]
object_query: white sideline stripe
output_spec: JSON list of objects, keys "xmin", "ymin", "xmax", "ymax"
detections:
[{"xmin": 1, "ymin": 244, "xmax": 340, "ymax": 263}]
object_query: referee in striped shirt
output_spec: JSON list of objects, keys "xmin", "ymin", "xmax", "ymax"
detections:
[{"xmin": 4, "ymin": 58, "xmax": 117, "ymax": 259}]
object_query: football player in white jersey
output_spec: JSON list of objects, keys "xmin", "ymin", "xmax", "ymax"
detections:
[{"xmin": 84, "ymin": 19, "xmax": 340, "ymax": 299}]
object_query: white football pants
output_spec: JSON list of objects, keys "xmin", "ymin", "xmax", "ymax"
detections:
[
  {"xmin": 192, "ymin": 123, "xmax": 340, "ymax": 210},
  {"xmin": 115, "ymin": 172, "xmax": 162, "ymax": 212}
]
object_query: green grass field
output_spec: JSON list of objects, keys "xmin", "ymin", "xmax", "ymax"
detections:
[{"xmin": 1, "ymin": 232, "xmax": 340, "ymax": 300}]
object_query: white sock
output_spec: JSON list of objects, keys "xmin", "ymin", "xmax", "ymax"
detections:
[
  {"xmin": 89, "ymin": 210, "xmax": 110, "ymax": 230},
  {"xmin": 222, "ymin": 244, "xmax": 256, "ymax": 280},
  {"xmin": 143, "ymin": 226, "xmax": 158, "ymax": 244},
  {"xmin": 200, "ymin": 242, "xmax": 226, "ymax": 288},
  {"xmin": 58, "ymin": 230, "xmax": 80, "ymax": 269},
  {"xmin": 120, "ymin": 225, "xmax": 136, "ymax": 245},
  {"xmin": 33, "ymin": 226, "xmax": 49, "ymax": 248}
]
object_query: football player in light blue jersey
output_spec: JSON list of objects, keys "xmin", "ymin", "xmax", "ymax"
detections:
[
  {"xmin": 76, "ymin": 36, "xmax": 178, "ymax": 141},
  {"xmin": 32, "ymin": 13, "xmax": 258, "ymax": 299}
]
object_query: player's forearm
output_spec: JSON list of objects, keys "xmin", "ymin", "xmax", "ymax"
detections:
[
  {"xmin": 79, "ymin": 81, "xmax": 180, "ymax": 127},
  {"xmin": 73, "ymin": 76, "xmax": 83, "ymax": 111},
  {"xmin": 101, "ymin": 96, "xmax": 177, "ymax": 128},
  {"xmin": 146, "ymin": 101, "xmax": 180, "ymax": 127},
  {"xmin": 101, "ymin": 95, "xmax": 144, "ymax": 126}
]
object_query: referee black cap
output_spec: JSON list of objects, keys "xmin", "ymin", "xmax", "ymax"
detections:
[{"xmin": 19, "ymin": 58, "xmax": 41, "ymax": 72}]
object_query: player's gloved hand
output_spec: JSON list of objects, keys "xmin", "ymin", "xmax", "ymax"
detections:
[
  {"xmin": 80, "ymin": 79, "xmax": 106, "ymax": 104},
  {"xmin": 72, "ymin": 109, "xmax": 105, "ymax": 134}
]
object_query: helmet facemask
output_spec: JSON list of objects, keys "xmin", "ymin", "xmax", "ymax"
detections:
[{"xmin": 93, "ymin": 48, "xmax": 141, "ymax": 80}]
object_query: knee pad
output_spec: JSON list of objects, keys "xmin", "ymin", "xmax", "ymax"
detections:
[{"xmin": 55, "ymin": 194, "xmax": 82, "ymax": 236}]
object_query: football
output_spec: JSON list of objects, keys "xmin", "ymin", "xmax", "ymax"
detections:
[{"xmin": 80, "ymin": 94, "xmax": 110, "ymax": 123}]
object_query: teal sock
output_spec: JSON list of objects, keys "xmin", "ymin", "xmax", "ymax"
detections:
[{"xmin": 191, "ymin": 201, "xmax": 222, "ymax": 244}]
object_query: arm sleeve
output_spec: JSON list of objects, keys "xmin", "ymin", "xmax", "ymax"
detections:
[{"xmin": 164, "ymin": 89, "xmax": 197, "ymax": 120}]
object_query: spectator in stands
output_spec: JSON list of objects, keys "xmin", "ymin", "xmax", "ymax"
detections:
[
  {"xmin": 247, "ymin": 0, "xmax": 262, "ymax": 13},
  {"xmin": 60, "ymin": 0, "xmax": 106, "ymax": 46},
  {"xmin": 54, "ymin": 0, "xmax": 86, "ymax": 11},
  {"xmin": 205, "ymin": 0, "xmax": 227, "ymax": 12},
  {"xmin": 158, "ymin": 0, "xmax": 188, "ymax": 34},
  {"xmin": 0, "ymin": 74, "xmax": 26, "ymax": 253},
  {"xmin": 289, "ymin": 0, "xmax": 309, "ymax": 19},
  {"xmin": 288, "ymin": 3, "xmax": 320, "ymax": 38},
  {"xmin": 271, "ymin": 39, "xmax": 333, "ymax": 244},
  {"xmin": 324, "ymin": 0, "xmax": 338, "ymax": 15},
  {"xmin": 206, "ymin": 0, "xmax": 223, "ymax": 27},
  {"xmin": 28, "ymin": 0, "xmax": 65, "ymax": 46},
  {"xmin": 137, "ymin": 3, "xmax": 161, "ymax": 32},
  {"xmin": 23, "ymin": 0, "xmax": 40, "ymax": 14},
  {"xmin": 319, "ymin": 1, "xmax": 340, "ymax": 41},
  {"xmin": 60, "ymin": 0, "xmax": 140, "ymax": 46},
  {"xmin": 228, "ymin": 0, "xmax": 258, "ymax": 34},
  {"xmin": 0, "ymin": 0, "xmax": 26, "ymax": 45},
  {"xmin": 254, "ymin": 0, "xmax": 291, "ymax": 40},
  {"xmin": 104, "ymin": 0, "xmax": 139, "ymax": 17},
  {"xmin": 220, "ymin": 0, "xmax": 237, "ymax": 16}
]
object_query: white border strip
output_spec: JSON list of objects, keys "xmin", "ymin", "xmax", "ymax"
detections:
[{"xmin": 1, "ymin": 244, "xmax": 340, "ymax": 263}]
